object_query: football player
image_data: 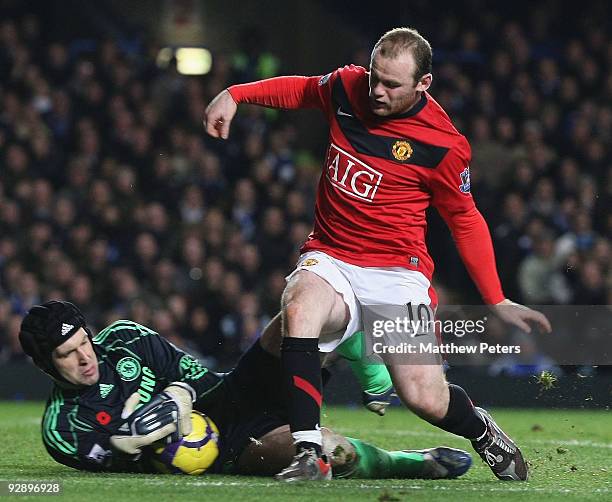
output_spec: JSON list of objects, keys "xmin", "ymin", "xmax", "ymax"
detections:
[
  {"xmin": 204, "ymin": 26, "xmax": 551, "ymax": 481},
  {"xmin": 19, "ymin": 300, "xmax": 471, "ymax": 479}
]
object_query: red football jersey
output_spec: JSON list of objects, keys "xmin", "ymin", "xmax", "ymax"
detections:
[{"xmin": 229, "ymin": 65, "xmax": 504, "ymax": 304}]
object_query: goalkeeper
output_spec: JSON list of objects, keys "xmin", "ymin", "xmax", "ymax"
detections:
[{"xmin": 19, "ymin": 300, "xmax": 471, "ymax": 479}]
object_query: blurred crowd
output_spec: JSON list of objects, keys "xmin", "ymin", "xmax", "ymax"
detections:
[{"xmin": 0, "ymin": 4, "xmax": 610, "ymax": 369}]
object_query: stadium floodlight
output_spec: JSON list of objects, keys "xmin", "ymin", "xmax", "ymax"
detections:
[
  {"xmin": 176, "ymin": 48, "xmax": 212, "ymax": 75},
  {"xmin": 156, "ymin": 47, "xmax": 212, "ymax": 75}
]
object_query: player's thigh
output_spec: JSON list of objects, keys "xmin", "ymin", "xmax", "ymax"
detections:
[
  {"xmin": 282, "ymin": 270, "xmax": 349, "ymax": 337},
  {"xmin": 236, "ymin": 425, "xmax": 295, "ymax": 475},
  {"xmin": 387, "ymin": 363, "xmax": 449, "ymax": 420}
]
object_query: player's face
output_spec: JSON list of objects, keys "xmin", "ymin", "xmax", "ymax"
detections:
[
  {"xmin": 368, "ymin": 50, "xmax": 432, "ymax": 117},
  {"xmin": 52, "ymin": 329, "xmax": 99, "ymax": 386}
]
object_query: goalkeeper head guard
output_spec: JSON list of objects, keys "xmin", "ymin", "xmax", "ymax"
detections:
[{"xmin": 19, "ymin": 300, "xmax": 91, "ymax": 382}]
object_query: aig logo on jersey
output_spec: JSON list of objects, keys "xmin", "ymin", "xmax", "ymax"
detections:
[
  {"xmin": 459, "ymin": 166, "xmax": 471, "ymax": 194},
  {"xmin": 326, "ymin": 143, "xmax": 383, "ymax": 202}
]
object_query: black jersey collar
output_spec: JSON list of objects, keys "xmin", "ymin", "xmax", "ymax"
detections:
[
  {"xmin": 332, "ymin": 77, "xmax": 447, "ymax": 168},
  {"xmin": 384, "ymin": 92, "xmax": 428, "ymax": 120}
]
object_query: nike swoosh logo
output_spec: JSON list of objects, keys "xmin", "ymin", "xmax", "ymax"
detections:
[{"xmin": 337, "ymin": 106, "xmax": 353, "ymax": 117}]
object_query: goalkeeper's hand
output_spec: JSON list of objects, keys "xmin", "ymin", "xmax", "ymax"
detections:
[
  {"xmin": 110, "ymin": 382, "xmax": 196, "ymax": 456},
  {"xmin": 160, "ymin": 382, "xmax": 196, "ymax": 437},
  {"xmin": 362, "ymin": 387, "xmax": 397, "ymax": 416}
]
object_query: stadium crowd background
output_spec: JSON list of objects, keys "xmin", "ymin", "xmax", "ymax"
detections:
[{"xmin": 0, "ymin": 1, "xmax": 610, "ymax": 371}]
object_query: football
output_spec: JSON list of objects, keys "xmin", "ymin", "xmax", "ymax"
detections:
[{"xmin": 149, "ymin": 411, "xmax": 220, "ymax": 475}]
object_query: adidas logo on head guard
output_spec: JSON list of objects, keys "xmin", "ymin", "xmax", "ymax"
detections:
[{"xmin": 61, "ymin": 323, "xmax": 75, "ymax": 336}]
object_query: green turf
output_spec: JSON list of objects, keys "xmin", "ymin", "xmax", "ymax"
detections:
[{"xmin": 0, "ymin": 402, "xmax": 609, "ymax": 501}]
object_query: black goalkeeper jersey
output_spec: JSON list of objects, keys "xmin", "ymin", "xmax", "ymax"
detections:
[{"xmin": 41, "ymin": 320, "xmax": 227, "ymax": 472}]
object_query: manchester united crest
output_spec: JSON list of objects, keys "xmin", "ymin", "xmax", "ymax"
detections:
[
  {"xmin": 302, "ymin": 258, "xmax": 319, "ymax": 267},
  {"xmin": 392, "ymin": 140, "xmax": 413, "ymax": 161}
]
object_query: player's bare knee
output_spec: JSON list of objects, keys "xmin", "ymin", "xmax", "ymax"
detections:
[
  {"xmin": 282, "ymin": 300, "xmax": 313, "ymax": 336},
  {"xmin": 282, "ymin": 272, "xmax": 334, "ymax": 337}
]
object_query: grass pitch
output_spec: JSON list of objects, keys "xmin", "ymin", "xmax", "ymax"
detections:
[{"xmin": 0, "ymin": 402, "xmax": 609, "ymax": 501}]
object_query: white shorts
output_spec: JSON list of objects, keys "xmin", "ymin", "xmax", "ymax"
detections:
[{"xmin": 286, "ymin": 251, "xmax": 433, "ymax": 352}]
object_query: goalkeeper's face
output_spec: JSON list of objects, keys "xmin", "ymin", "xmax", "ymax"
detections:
[{"xmin": 52, "ymin": 329, "xmax": 99, "ymax": 386}]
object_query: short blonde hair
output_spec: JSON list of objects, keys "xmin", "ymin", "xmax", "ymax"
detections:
[{"xmin": 373, "ymin": 27, "xmax": 433, "ymax": 80}]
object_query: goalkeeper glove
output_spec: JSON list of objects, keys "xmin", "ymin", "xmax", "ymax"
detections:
[
  {"xmin": 362, "ymin": 387, "xmax": 397, "ymax": 416},
  {"xmin": 110, "ymin": 382, "xmax": 196, "ymax": 455}
]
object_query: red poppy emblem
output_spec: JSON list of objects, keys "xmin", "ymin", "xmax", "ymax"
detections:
[{"xmin": 96, "ymin": 411, "xmax": 111, "ymax": 425}]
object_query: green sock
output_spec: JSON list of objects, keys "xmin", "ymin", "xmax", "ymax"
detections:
[
  {"xmin": 336, "ymin": 331, "xmax": 392, "ymax": 395},
  {"xmin": 340, "ymin": 438, "xmax": 426, "ymax": 479}
]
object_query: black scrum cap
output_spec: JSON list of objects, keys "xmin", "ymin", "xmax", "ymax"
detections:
[{"xmin": 19, "ymin": 300, "xmax": 89, "ymax": 381}]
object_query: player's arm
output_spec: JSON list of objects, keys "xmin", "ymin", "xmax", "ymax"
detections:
[
  {"xmin": 42, "ymin": 399, "xmax": 143, "ymax": 473},
  {"xmin": 131, "ymin": 323, "xmax": 224, "ymax": 400},
  {"xmin": 98, "ymin": 322, "xmax": 223, "ymax": 402},
  {"xmin": 429, "ymin": 143, "xmax": 504, "ymax": 304},
  {"xmin": 430, "ymin": 144, "xmax": 551, "ymax": 332},
  {"xmin": 227, "ymin": 75, "xmax": 326, "ymax": 109},
  {"xmin": 204, "ymin": 74, "xmax": 328, "ymax": 139},
  {"xmin": 105, "ymin": 322, "xmax": 224, "ymax": 454}
]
